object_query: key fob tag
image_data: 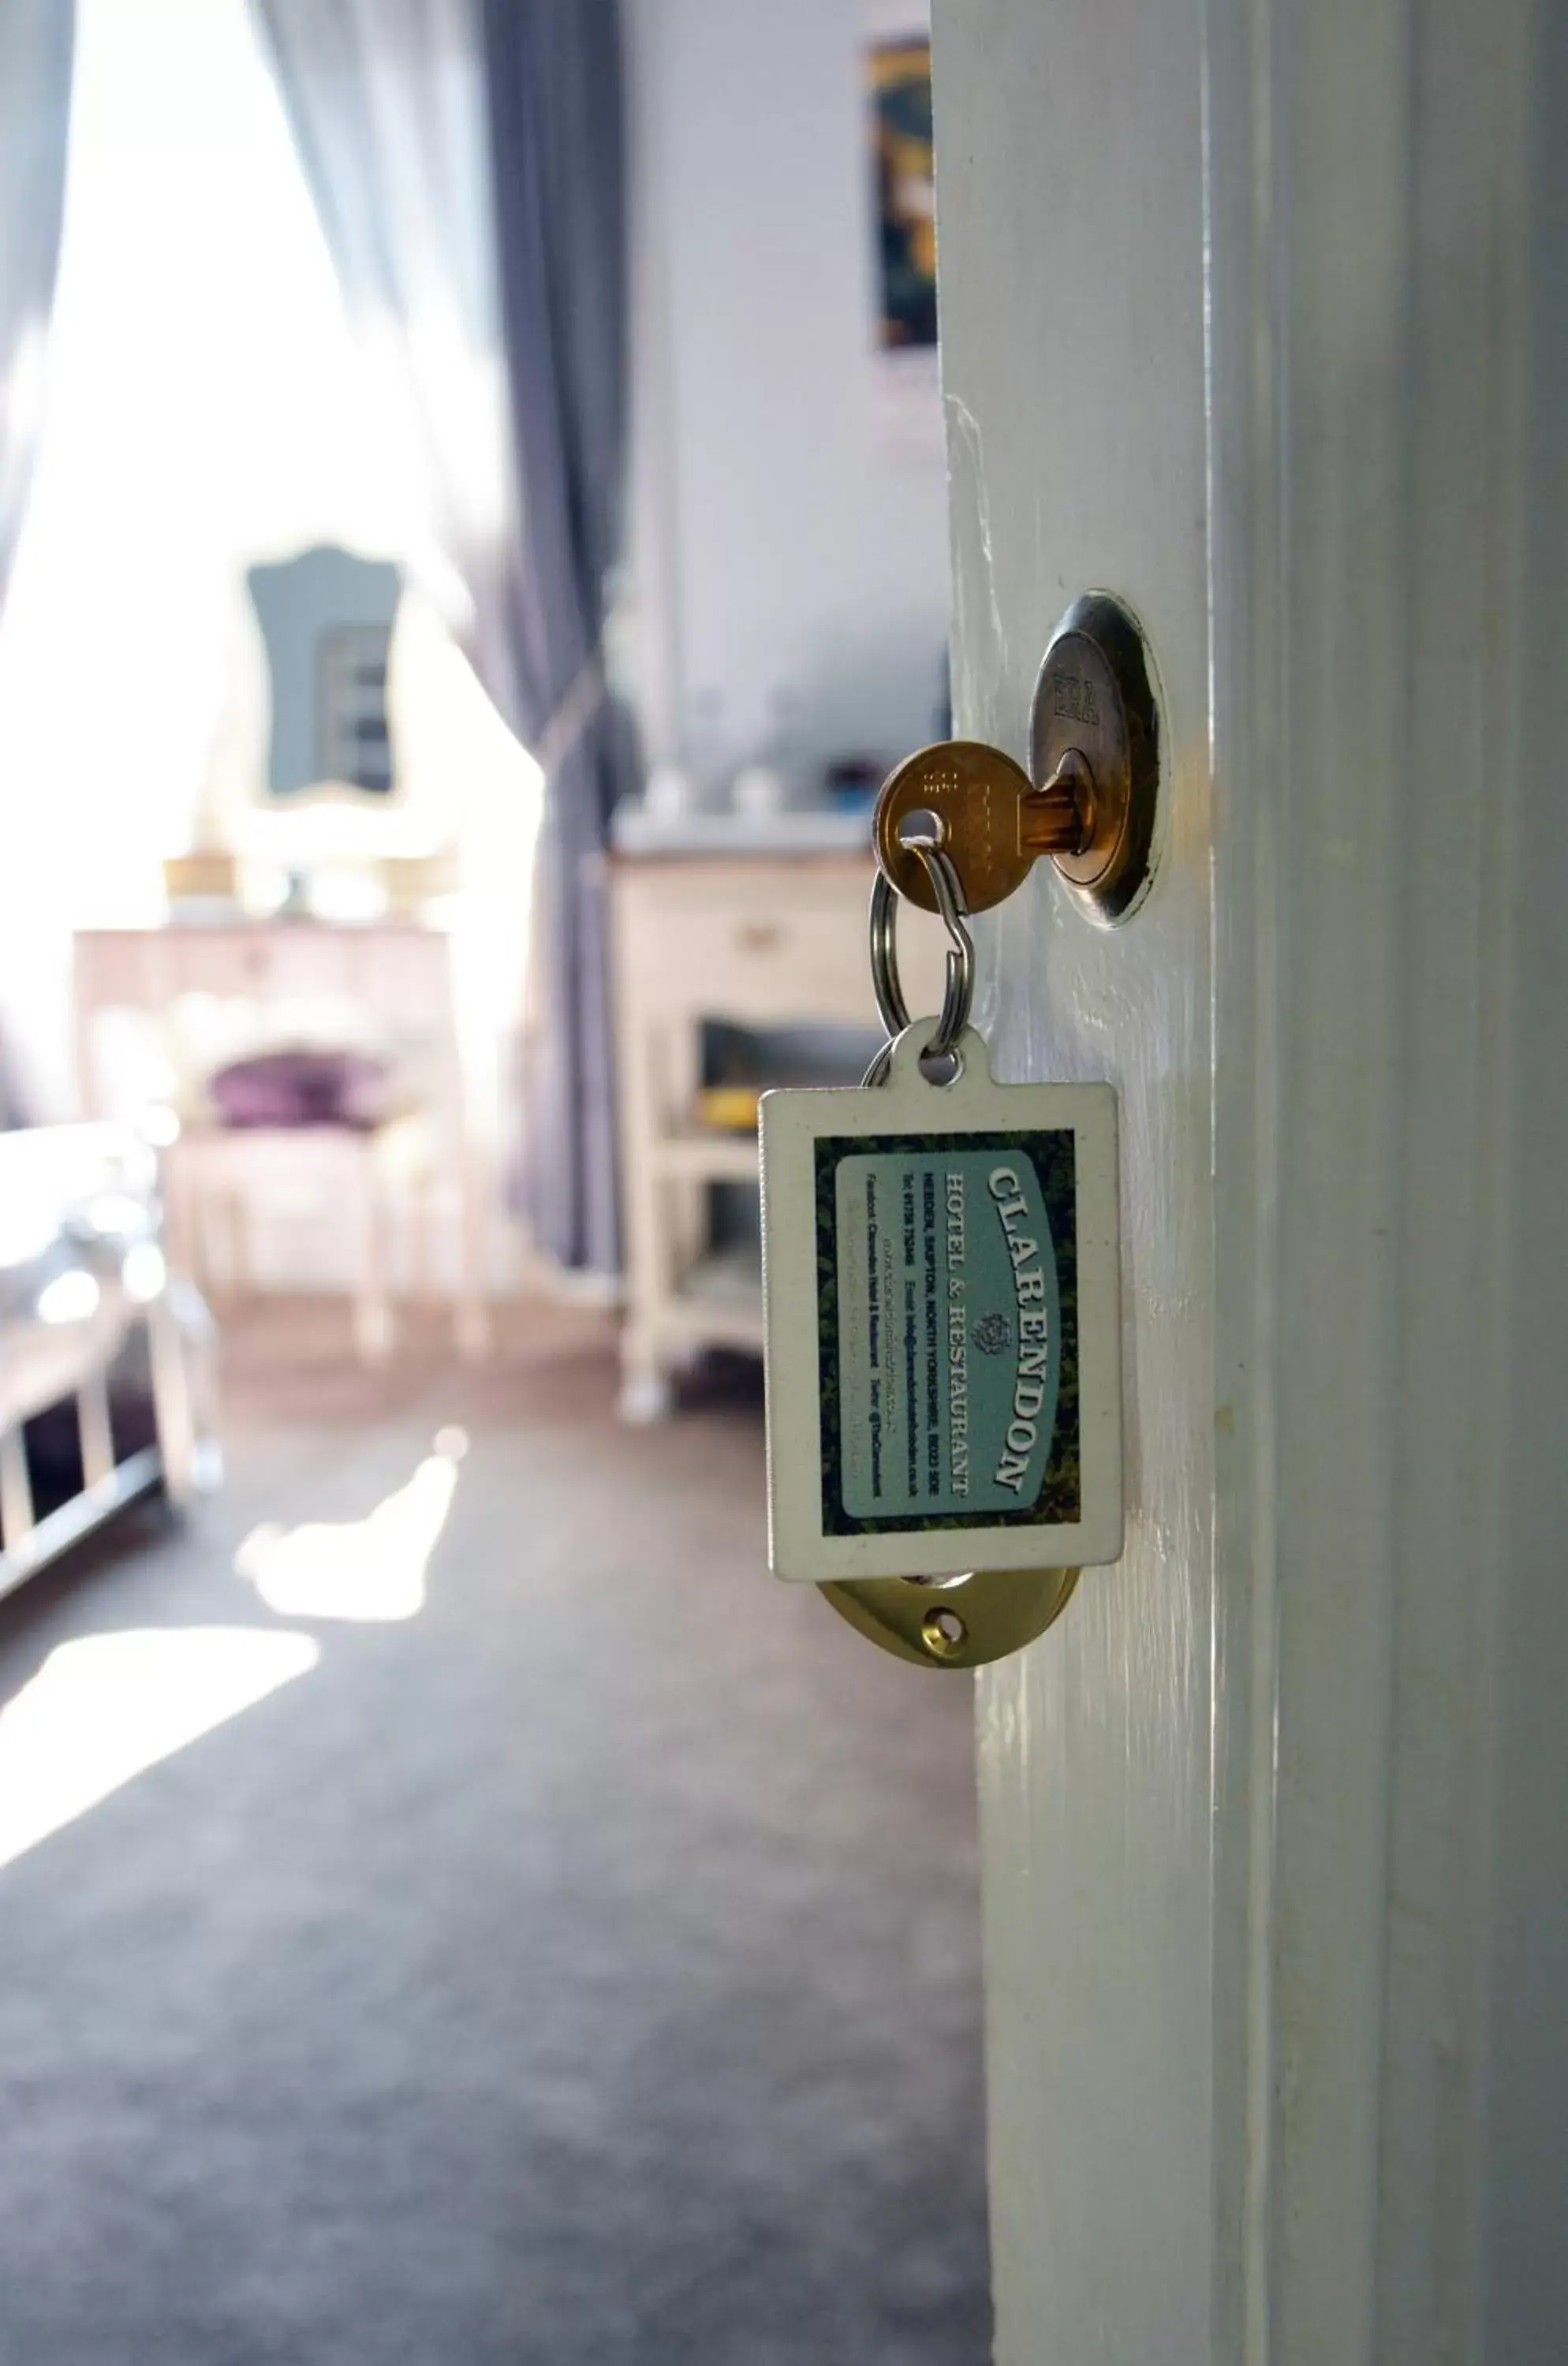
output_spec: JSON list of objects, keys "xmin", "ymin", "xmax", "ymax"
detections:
[{"xmin": 760, "ymin": 1022, "xmax": 1123, "ymax": 1584}]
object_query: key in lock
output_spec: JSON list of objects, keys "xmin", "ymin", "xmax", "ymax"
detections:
[{"xmin": 873, "ymin": 592, "xmax": 1159, "ymax": 924}]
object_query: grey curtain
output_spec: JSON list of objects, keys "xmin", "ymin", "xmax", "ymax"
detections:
[
  {"xmin": 0, "ymin": 0, "xmax": 76, "ymax": 1128},
  {"xmin": 252, "ymin": 0, "xmax": 631, "ymax": 1274},
  {"xmin": 0, "ymin": 0, "xmax": 74, "ymax": 621},
  {"xmin": 478, "ymin": 0, "xmax": 629, "ymax": 1277}
]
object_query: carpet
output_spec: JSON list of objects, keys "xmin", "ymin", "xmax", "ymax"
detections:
[{"xmin": 0, "ymin": 1303, "xmax": 989, "ymax": 2364}]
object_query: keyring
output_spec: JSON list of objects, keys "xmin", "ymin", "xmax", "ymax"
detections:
[
  {"xmin": 864, "ymin": 838, "xmax": 974, "ymax": 1086},
  {"xmin": 756, "ymin": 707, "xmax": 1131, "ymax": 1670}
]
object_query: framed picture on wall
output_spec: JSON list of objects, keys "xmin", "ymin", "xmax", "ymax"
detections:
[
  {"xmin": 864, "ymin": 3, "xmax": 941, "ymax": 457},
  {"xmin": 871, "ymin": 35, "xmax": 937, "ymax": 353}
]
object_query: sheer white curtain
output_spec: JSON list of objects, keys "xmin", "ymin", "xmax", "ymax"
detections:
[
  {"xmin": 0, "ymin": 0, "xmax": 74, "ymax": 1124},
  {"xmin": 0, "ymin": 0, "xmax": 74, "ymax": 626},
  {"xmin": 0, "ymin": 0, "xmax": 533, "ymax": 1119},
  {"xmin": 248, "ymin": 0, "xmax": 522, "ymax": 713}
]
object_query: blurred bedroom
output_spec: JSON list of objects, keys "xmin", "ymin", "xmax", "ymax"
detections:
[{"xmin": 0, "ymin": 2, "xmax": 983, "ymax": 2360}]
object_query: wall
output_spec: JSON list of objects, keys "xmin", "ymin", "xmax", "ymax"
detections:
[{"xmin": 625, "ymin": 0, "xmax": 950, "ymax": 793}]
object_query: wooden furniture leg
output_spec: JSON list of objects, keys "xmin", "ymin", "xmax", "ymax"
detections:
[
  {"xmin": 353, "ymin": 1154, "xmax": 394, "ymax": 1365},
  {"xmin": 455, "ymin": 1151, "xmax": 490, "ymax": 1361}
]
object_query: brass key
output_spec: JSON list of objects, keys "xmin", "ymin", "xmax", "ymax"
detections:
[
  {"xmin": 872, "ymin": 592, "xmax": 1160, "ymax": 922},
  {"xmin": 874, "ymin": 740, "xmax": 1095, "ymax": 915}
]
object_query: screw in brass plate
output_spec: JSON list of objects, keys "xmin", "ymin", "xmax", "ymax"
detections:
[{"xmin": 920, "ymin": 1606, "xmax": 969, "ymax": 1659}]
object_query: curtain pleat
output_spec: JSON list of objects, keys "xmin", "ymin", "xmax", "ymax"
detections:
[{"xmin": 478, "ymin": 0, "xmax": 629, "ymax": 1276}]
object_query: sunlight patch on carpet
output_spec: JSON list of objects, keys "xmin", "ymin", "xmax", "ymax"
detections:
[
  {"xmin": 233, "ymin": 1430, "xmax": 465, "ymax": 1624},
  {"xmin": 0, "ymin": 1626, "xmax": 320, "ymax": 1871}
]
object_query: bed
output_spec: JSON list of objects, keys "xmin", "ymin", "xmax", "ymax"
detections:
[{"xmin": 0, "ymin": 1124, "xmax": 218, "ymax": 1601}]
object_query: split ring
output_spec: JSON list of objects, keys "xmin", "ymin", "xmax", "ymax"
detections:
[{"xmin": 864, "ymin": 838, "xmax": 974, "ymax": 1084}]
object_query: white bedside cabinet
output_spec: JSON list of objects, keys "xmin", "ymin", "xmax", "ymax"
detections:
[{"xmin": 608, "ymin": 851, "xmax": 945, "ymax": 1420}]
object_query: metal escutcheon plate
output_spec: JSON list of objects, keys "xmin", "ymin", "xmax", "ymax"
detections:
[
  {"xmin": 1029, "ymin": 591, "xmax": 1159, "ymax": 922},
  {"xmin": 821, "ymin": 1565, "xmax": 1081, "ymax": 1670}
]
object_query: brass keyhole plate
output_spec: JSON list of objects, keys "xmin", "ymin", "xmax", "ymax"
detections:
[
  {"xmin": 1029, "ymin": 591, "xmax": 1160, "ymax": 923},
  {"xmin": 820, "ymin": 1565, "xmax": 1081, "ymax": 1670}
]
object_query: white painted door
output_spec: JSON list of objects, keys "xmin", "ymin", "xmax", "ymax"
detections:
[{"xmin": 933, "ymin": 0, "xmax": 1568, "ymax": 2359}]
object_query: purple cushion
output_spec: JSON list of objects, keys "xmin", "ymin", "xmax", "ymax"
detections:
[{"xmin": 207, "ymin": 1049, "xmax": 393, "ymax": 1131}]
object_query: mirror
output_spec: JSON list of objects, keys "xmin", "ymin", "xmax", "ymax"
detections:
[{"xmin": 245, "ymin": 543, "xmax": 401, "ymax": 801}]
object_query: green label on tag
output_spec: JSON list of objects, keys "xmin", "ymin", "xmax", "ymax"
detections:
[{"xmin": 815, "ymin": 1133, "xmax": 1081, "ymax": 1536}]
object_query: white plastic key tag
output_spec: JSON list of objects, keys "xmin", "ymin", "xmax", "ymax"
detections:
[{"xmin": 760, "ymin": 1019, "xmax": 1122, "ymax": 1586}]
